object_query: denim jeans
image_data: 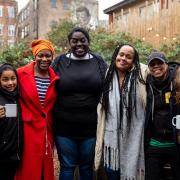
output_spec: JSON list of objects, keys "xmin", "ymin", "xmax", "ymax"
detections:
[
  {"xmin": 105, "ymin": 167, "xmax": 120, "ymax": 180},
  {"xmin": 55, "ymin": 136, "xmax": 96, "ymax": 180}
]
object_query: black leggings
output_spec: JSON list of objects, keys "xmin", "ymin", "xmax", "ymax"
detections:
[
  {"xmin": 0, "ymin": 161, "xmax": 18, "ymax": 180},
  {"xmin": 145, "ymin": 146, "xmax": 180, "ymax": 180}
]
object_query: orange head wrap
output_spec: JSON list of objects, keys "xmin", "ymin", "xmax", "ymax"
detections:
[{"xmin": 31, "ymin": 39, "xmax": 55, "ymax": 57}]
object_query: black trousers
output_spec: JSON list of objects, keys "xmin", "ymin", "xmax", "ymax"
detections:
[
  {"xmin": 0, "ymin": 161, "xmax": 18, "ymax": 180},
  {"xmin": 145, "ymin": 146, "xmax": 180, "ymax": 180}
]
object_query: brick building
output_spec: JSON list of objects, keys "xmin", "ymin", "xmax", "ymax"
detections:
[
  {"xmin": 0, "ymin": 0, "xmax": 17, "ymax": 47},
  {"xmin": 17, "ymin": 0, "xmax": 99, "ymax": 42}
]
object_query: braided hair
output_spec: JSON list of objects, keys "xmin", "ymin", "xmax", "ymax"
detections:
[{"xmin": 102, "ymin": 44, "xmax": 145, "ymax": 130}]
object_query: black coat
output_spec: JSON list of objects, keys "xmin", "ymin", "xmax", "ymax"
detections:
[
  {"xmin": 0, "ymin": 90, "xmax": 23, "ymax": 163},
  {"xmin": 144, "ymin": 62, "xmax": 180, "ymax": 152}
]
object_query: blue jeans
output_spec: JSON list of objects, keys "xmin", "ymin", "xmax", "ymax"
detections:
[
  {"xmin": 105, "ymin": 167, "xmax": 120, "ymax": 180},
  {"xmin": 55, "ymin": 136, "xmax": 96, "ymax": 180}
]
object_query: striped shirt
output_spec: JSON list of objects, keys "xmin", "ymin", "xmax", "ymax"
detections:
[{"xmin": 35, "ymin": 76, "xmax": 50, "ymax": 106}]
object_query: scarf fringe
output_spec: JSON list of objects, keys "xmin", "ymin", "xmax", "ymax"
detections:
[
  {"xmin": 104, "ymin": 146, "xmax": 119, "ymax": 171},
  {"xmin": 121, "ymin": 168, "xmax": 145, "ymax": 180}
]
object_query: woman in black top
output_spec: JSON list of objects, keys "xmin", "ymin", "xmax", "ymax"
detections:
[
  {"xmin": 52, "ymin": 27, "xmax": 107, "ymax": 180},
  {"xmin": 0, "ymin": 64, "xmax": 23, "ymax": 180}
]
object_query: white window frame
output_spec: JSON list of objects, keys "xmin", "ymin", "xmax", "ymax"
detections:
[
  {"xmin": 51, "ymin": 0, "xmax": 57, "ymax": 8},
  {"xmin": 8, "ymin": 6, "xmax": 15, "ymax": 18},
  {"xmin": 62, "ymin": 0, "xmax": 69, "ymax": 10},
  {"xmin": 21, "ymin": 28, "xmax": 25, "ymax": 39},
  {"xmin": 8, "ymin": 25, "xmax": 15, "ymax": 37}
]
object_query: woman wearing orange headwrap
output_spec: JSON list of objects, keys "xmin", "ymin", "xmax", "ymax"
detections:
[{"xmin": 15, "ymin": 39, "xmax": 59, "ymax": 180}]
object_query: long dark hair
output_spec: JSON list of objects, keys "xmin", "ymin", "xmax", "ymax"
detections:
[{"xmin": 102, "ymin": 44, "xmax": 145, "ymax": 130}]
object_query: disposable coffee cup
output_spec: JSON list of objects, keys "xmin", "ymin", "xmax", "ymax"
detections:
[
  {"xmin": 172, "ymin": 115, "xmax": 180, "ymax": 130},
  {"xmin": 5, "ymin": 104, "xmax": 17, "ymax": 117}
]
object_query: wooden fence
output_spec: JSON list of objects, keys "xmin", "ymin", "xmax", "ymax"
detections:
[{"xmin": 110, "ymin": 0, "xmax": 180, "ymax": 47}]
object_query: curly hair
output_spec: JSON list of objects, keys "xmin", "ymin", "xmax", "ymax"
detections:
[{"xmin": 102, "ymin": 44, "xmax": 145, "ymax": 130}]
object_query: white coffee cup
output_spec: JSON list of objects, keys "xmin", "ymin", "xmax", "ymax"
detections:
[
  {"xmin": 5, "ymin": 104, "xmax": 17, "ymax": 117},
  {"xmin": 172, "ymin": 115, "xmax": 180, "ymax": 130}
]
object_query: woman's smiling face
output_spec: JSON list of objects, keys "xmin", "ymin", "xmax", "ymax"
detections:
[
  {"xmin": 35, "ymin": 49, "xmax": 53, "ymax": 72},
  {"xmin": 148, "ymin": 59, "xmax": 168, "ymax": 81},
  {"xmin": 0, "ymin": 70, "xmax": 17, "ymax": 92},
  {"xmin": 69, "ymin": 31, "xmax": 89, "ymax": 58},
  {"xmin": 115, "ymin": 45, "xmax": 134, "ymax": 73}
]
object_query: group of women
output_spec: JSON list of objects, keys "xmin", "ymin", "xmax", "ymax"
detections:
[{"xmin": 0, "ymin": 27, "xmax": 179, "ymax": 180}]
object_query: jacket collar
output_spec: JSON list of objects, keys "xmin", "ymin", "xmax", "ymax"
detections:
[{"xmin": 21, "ymin": 61, "xmax": 59, "ymax": 81}]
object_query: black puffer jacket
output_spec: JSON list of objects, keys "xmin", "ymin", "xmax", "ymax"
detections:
[
  {"xmin": 0, "ymin": 88, "xmax": 23, "ymax": 163},
  {"xmin": 145, "ymin": 62, "xmax": 180, "ymax": 151}
]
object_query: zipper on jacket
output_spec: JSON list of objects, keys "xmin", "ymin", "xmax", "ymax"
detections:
[{"xmin": 150, "ymin": 85, "xmax": 154, "ymax": 121}]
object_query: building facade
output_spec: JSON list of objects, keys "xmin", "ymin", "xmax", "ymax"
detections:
[
  {"xmin": 104, "ymin": 0, "xmax": 180, "ymax": 47},
  {"xmin": 0, "ymin": 0, "xmax": 17, "ymax": 47},
  {"xmin": 17, "ymin": 0, "xmax": 98, "ymax": 42}
]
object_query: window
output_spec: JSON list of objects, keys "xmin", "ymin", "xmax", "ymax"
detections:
[
  {"xmin": 21, "ymin": 28, "xmax": 25, "ymax": 39},
  {"xmin": 33, "ymin": 0, "xmax": 37, "ymax": 9},
  {"xmin": 0, "ymin": 6, "xmax": 3, "ymax": 17},
  {"xmin": 0, "ymin": 24, "xmax": 4, "ymax": 35},
  {"xmin": 51, "ymin": 0, "xmax": 57, "ymax": 8},
  {"xmin": 122, "ymin": 13, "xmax": 129, "ymax": 29},
  {"xmin": 154, "ymin": 2, "xmax": 160, "ymax": 12},
  {"xmin": 8, "ymin": 6, "xmax": 15, "ymax": 18},
  {"xmin": 27, "ymin": 7, "xmax": 30, "ymax": 17},
  {"xmin": 8, "ymin": 25, "xmax": 15, "ymax": 36},
  {"xmin": 24, "ymin": 24, "xmax": 29, "ymax": 37},
  {"xmin": 62, "ymin": 0, "xmax": 69, "ymax": 10},
  {"xmin": 21, "ymin": 25, "xmax": 29, "ymax": 38},
  {"xmin": 139, "ymin": 3, "xmax": 158, "ymax": 19}
]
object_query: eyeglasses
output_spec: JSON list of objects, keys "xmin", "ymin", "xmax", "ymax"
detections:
[{"xmin": 149, "ymin": 61, "xmax": 164, "ymax": 67}]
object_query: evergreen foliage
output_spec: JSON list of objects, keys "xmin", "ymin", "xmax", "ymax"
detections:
[{"xmin": 0, "ymin": 20, "xmax": 179, "ymax": 67}]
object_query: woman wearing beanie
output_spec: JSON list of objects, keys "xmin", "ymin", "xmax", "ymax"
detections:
[
  {"xmin": 15, "ymin": 39, "xmax": 59, "ymax": 180},
  {"xmin": 145, "ymin": 52, "xmax": 180, "ymax": 180}
]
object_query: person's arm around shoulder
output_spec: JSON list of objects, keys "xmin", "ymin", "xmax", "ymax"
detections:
[
  {"xmin": 140, "ymin": 63, "xmax": 149, "ymax": 81},
  {"xmin": 51, "ymin": 55, "xmax": 64, "ymax": 72}
]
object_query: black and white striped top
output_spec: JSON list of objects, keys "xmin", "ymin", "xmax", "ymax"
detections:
[{"xmin": 35, "ymin": 76, "xmax": 50, "ymax": 106}]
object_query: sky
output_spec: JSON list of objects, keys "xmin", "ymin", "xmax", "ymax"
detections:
[{"xmin": 16, "ymin": 0, "xmax": 120, "ymax": 20}]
